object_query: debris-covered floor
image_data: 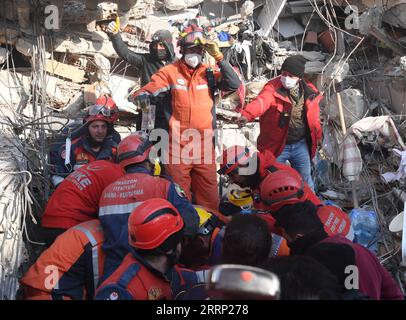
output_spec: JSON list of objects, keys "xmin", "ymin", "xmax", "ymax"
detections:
[{"xmin": 1, "ymin": 0, "xmax": 406, "ymax": 300}]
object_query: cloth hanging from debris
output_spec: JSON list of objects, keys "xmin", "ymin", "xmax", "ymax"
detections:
[
  {"xmin": 339, "ymin": 134, "xmax": 362, "ymax": 182},
  {"xmin": 381, "ymin": 149, "xmax": 406, "ymax": 183},
  {"xmin": 350, "ymin": 116, "xmax": 405, "ymax": 149},
  {"xmin": 339, "ymin": 116, "xmax": 406, "ymax": 182}
]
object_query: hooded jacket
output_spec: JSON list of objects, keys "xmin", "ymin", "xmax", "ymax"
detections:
[{"xmin": 110, "ymin": 29, "xmax": 176, "ymax": 86}]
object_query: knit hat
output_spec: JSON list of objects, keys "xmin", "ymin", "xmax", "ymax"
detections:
[{"xmin": 281, "ymin": 55, "xmax": 306, "ymax": 79}]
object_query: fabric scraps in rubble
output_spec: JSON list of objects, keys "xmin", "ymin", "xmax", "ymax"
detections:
[
  {"xmin": 381, "ymin": 149, "xmax": 406, "ymax": 183},
  {"xmin": 339, "ymin": 116, "xmax": 406, "ymax": 182},
  {"xmin": 350, "ymin": 116, "xmax": 405, "ymax": 149},
  {"xmin": 339, "ymin": 134, "xmax": 362, "ymax": 181}
]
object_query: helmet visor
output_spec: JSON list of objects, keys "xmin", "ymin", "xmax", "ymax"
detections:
[
  {"xmin": 181, "ymin": 31, "xmax": 205, "ymax": 46},
  {"xmin": 88, "ymin": 104, "xmax": 112, "ymax": 117}
]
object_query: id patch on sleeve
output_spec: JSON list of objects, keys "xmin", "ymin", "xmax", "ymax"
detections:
[{"xmin": 174, "ymin": 184, "xmax": 187, "ymax": 198}]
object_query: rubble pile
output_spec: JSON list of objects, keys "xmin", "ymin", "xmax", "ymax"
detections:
[{"xmin": 1, "ymin": 0, "xmax": 406, "ymax": 298}]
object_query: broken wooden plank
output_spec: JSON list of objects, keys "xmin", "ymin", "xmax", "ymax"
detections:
[{"xmin": 45, "ymin": 59, "xmax": 85, "ymax": 83}]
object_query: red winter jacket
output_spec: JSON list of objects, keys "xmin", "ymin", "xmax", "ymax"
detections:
[
  {"xmin": 42, "ymin": 161, "xmax": 124, "ymax": 229},
  {"xmin": 240, "ymin": 76, "xmax": 323, "ymax": 159}
]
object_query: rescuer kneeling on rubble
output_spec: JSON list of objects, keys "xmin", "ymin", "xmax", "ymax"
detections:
[
  {"xmin": 237, "ymin": 55, "xmax": 323, "ymax": 190},
  {"xmin": 51, "ymin": 96, "xmax": 121, "ymax": 187}
]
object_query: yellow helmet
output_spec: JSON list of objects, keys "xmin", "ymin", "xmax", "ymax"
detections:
[
  {"xmin": 194, "ymin": 206, "xmax": 213, "ymax": 228},
  {"xmin": 227, "ymin": 189, "xmax": 253, "ymax": 208},
  {"xmin": 153, "ymin": 159, "xmax": 161, "ymax": 176}
]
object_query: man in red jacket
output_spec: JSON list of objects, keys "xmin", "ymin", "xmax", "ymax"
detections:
[
  {"xmin": 41, "ymin": 160, "xmax": 124, "ymax": 246},
  {"xmin": 237, "ymin": 55, "xmax": 323, "ymax": 190}
]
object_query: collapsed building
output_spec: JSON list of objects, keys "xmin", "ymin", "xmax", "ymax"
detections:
[{"xmin": 0, "ymin": 0, "xmax": 406, "ymax": 299}]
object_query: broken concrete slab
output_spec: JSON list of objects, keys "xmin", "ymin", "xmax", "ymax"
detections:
[
  {"xmin": 257, "ymin": 0, "xmax": 287, "ymax": 37},
  {"xmin": 359, "ymin": 6, "xmax": 406, "ymax": 56},
  {"xmin": 368, "ymin": 76, "xmax": 406, "ymax": 114},
  {"xmin": 0, "ymin": 48, "xmax": 9, "ymax": 64},
  {"xmin": 45, "ymin": 59, "xmax": 86, "ymax": 83},
  {"xmin": 274, "ymin": 17, "xmax": 305, "ymax": 39},
  {"xmin": 305, "ymin": 61, "xmax": 326, "ymax": 74},
  {"xmin": 382, "ymin": 4, "xmax": 406, "ymax": 28},
  {"xmin": 164, "ymin": 0, "xmax": 204, "ymax": 11},
  {"xmin": 301, "ymin": 51, "xmax": 326, "ymax": 61}
]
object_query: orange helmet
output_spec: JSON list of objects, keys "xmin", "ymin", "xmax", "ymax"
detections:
[
  {"xmin": 259, "ymin": 168, "xmax": 308, "ymax": 212},
  {"xmin": 128, "ymin": 198, "xmax": 184, "ymax": 251},
  {"xmin": 95, "ymin": 95, "xmax": 119, "ymax": 122},
  {"xmin": 117, "ymin": 133, "xmax": 152, "ymax": 169},
  {"xmin": 217, "ymin": 145, "xmax": 251, "ymax": 175}
]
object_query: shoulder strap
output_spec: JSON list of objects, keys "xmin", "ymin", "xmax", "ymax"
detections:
[{"xmin": 117, "ymin": 263, "xmax": 141, "ymax": 288}]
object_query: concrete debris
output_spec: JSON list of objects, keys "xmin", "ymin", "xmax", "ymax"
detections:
[
  {"xmin": 305, "ymin": 61, "xmax": 326, "ymax": 74},
  {"xmin": 382, "ymin": 3, "xmax": 406, "ymax": 28},
  {"xmin": 0, "ymin": 48, "xmax": 9, "ymax": 64},
  {"xmin": 164, "ymin": 0, "xmax": 204, "ymax": 11},
  {"xmin": 274, "ymin": 17, "xmax": 305, "ymax": 39},
  {"xmin": 401, "ymin": 56, "xmax": 406, "ymax": 75},
  {"xmin": 45, "ymin": 59, "xmax": 86, "ymax": 83},
  {"xmin": 1, "ymin": 0, "xmax": 406, "ymax": 299},
  {"xmin": 359, "ymin": 6, "xmax": 406, "ymax": 56},
  {"xmin": 257, "ymin": 0, "xmax": 287, "ymax": 37}
]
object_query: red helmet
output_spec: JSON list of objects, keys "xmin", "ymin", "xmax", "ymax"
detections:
[
  {"xmin": 317, "ymin": 205, "xmax": 354, "ymax": 240},
  {"xmin": 117, "ymin": 133, "xmax": 152, "ymax": 169},
  {"xmin": 95, "ymin": 95, "xmax": 119, "ymax": 122},
  {"xmin": 259, "ymin": 168, "xmax": 309, "ymax": 212},
  {"xmin": 85, "ymin": 101, "xmax": 118, "ymax": 124},
  {"xmin": 128, "ymin": 198, "xmax": 184, "ymax": 250},
  {"xmin": 217, "ymin": 145, "xmax": 251, "ymax": 175},
  {"xmin": 178, "ymin": 25, "xmax": 205, "ymax": 48}
]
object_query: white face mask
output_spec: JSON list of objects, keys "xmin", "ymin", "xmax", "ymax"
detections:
[
  {"xmin": 184, "ymin": 53, "xmax": 202, "ymax": 68},
  {"xmin": 281, "ymin": 75, "xmax": 299, "ymax": 89}
]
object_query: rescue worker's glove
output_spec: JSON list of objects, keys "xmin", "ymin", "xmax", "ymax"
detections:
[
  {"xmin": 129, "ymin": 92, "xmax": 150, "ymax": 111},
  {"xmin": 199, "ymin": 39, "xmax": 223, "ymax": 62},
  {"xmin": 106, "ymin": 17, "xmax": 120, "ymax": 35}
]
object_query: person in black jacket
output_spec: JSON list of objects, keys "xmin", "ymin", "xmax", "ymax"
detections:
[{"xmin": 105, "ymin": 20, "xmax": 177, "ymax": 130}]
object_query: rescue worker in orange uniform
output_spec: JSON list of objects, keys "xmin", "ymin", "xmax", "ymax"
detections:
[
  {"xmin": 95, "ymin": 199, "xmax": 200, "ymax": 300},
  {"xmin": 20, "ymin": 219, "xmax": 104, "ymax": 300},
  {"xmin": 41, "ymin": 160, "xmax": 124, "ymax": 246},
  {"xmin": 52, "ymin": 96, "xmax": 121, "ymax": 187},
  {"xmin": 217, "ymin": 145, "xmax": 321, "ymax": 211},
  {"xmin": 98, "ymin": 133, "xmax": 199, "ymax": 281},
  {"xmin": 129, "ymin": 25, "xmax": 241, "ymax": 211},
  {"xmin": 217, "ymin": 145, "xmax": 352, "ymax": 241}
]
